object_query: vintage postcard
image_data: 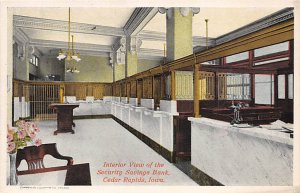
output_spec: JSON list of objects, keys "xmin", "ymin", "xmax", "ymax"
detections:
[{"xmin": 0, "ymin": 0, "xmax": 299, "ymax": 193}]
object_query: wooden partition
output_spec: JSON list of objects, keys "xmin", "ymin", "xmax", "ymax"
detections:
[
  {"xmin": 13, "ymin": 80, "xmax": 112, "ymax": 100},
  {"xmin": 142, "ymin": 76, "xmax": 153, "ymax": 99},
  {"xmin": 137, "ymin": 79, "xmax": 143, "ymax": 105},
  {"xmin": 64, "ymin": 82, "xmax": 112, "ymax": 100},
  {"xmin": 110, "ymin": 19, "xmax": 293, "ymax": 116},
  {"xmin": 130, "ymin": 80, "xmax": 137, "ymax": 98}
]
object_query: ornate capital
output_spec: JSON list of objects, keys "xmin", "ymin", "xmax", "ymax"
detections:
[
  {"xmin": 129, "ymin": 36, "xmax": 142, "ymax": 54},
  {"xmin": 109, "ymin": 52, "xmax": 114, "ymax": 66},
  {"xmin": 119, "ymin": 37, "xmax": 126, "ymax": 53},
  {"xmin": 158, "ymin": 7, "xmax": 172, "ymax": 19},
  {"xmin": 16, "ymin": 44, "xmax": 25, "ymax": 61},
  {"xmin": 28, "ymin": 45, "xmax": 35, "ymax": 56},
  {"xmin": 158, "ymin": 7, "xmax": 200, "ymax": 18},
  {"xmin": 116, "ymin": 50, "xmax": 125, "ymax": 65}
]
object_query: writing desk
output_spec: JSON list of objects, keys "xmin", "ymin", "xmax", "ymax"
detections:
[{"xmin": 49, "ymin": 103, "xmax": 79, "ymax": 135}]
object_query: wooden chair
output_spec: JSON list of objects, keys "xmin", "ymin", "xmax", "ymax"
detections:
[{"xmin": 16, "ymin": 143, "xmax": 73, "ymax": 175}]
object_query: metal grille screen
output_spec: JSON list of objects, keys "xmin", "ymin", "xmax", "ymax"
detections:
[{"xmin": 24, "ymin": 84, "xmax": 60, "ymax": 120}]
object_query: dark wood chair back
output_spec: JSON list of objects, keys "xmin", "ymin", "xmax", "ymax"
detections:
[{"xmin": 16, "ymin": 143, "xmax": 73, "ymax": 175}]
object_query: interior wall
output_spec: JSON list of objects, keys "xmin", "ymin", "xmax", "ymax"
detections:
[
  {"xmin": 28, "ymin": 58, "xmax": 39, "ymax": 78},
  {"xmin": 138, "ymin": 58, "xmax": 161, "ymax": 73},
  {"xmin": 65, "ymin": 55, "xmax": 113, "ymax": 82},
  {"xmin": 115, "ymin": 63, "xmax": 125, "ymax": 81},
  {"xmin": 127, "ymin": 53, "xmax": 138, "ymax": 77},
  {"xmin": 39, "ymin": 55, "xmax": 65, "ymax": 80}
]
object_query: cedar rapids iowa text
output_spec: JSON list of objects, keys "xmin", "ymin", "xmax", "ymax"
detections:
[{"xmin": 97, "ymin": 162, "xmax": 170, "ymax": 183}]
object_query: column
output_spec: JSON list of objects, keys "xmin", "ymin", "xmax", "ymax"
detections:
[
  {"xmin": 194, "ymin": 63, "xmax": 200, "ymax": 117},
  {"xmin": 159, "ymin": 7, "xmax": 200, "ymax": 62},
  {"xmin": 171, "ymin": 71, "xmax": 176, "ymax": 100}
]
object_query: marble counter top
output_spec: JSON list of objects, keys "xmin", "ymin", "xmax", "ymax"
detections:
[
  {"xmin": 188, "ymin": 117, "xmax": 293, "ymax": 146},
  {"xmin": 189, "ymin": 117, "xmax": 293, "ymax": 185}
]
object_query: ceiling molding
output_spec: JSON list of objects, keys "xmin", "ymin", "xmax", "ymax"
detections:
[
  {"xmin": 13, "ymin": 27, "xmax": 30, "ymax": 45},
  {"xmin": 29, "ymin": 39, "xmax": 112, "ymax": 53},
  {"xmin": 123, "ymin": 8, "xmax": 158, "ymax": 36},
  {"xmin": 111, "ymin": 37, "xmax": 123, "ymax": 51},
  {"xmin": 138, "ymin": 30, "xmax": 216, "ymax": 46},
  {"xmin": 138, "ymin": 30, "xmax": 165, "ymax": 41},
  {"xmin": 29, "ymin": 39, "xmax": 164, "ymax": 59},
  {"xmin": 46, "ymin": 48, "xmax": 109, "ymax": 57},
  {"xmin": 13, "ymin": 15, "xmax": 125, "ymax": 37},
  {"xmin": 216, "ymin": 8, "xmax": 294, "ymax": 45}
]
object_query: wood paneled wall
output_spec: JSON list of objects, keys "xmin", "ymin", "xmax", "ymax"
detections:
[{"xmin": 13, "ymin": 80, "xmax": 112, "ymax": 101}]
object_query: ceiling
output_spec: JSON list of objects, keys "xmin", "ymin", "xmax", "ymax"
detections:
[
  {"xmin": 13, "ymin": 7, "xmax": 135, "ymax": 27},
  {"xmin": 13, "ymin": 7, "xmax": 284, "ymax": 58}
]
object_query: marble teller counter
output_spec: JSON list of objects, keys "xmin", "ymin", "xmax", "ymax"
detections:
[
  {"xmin": 188, "ymin": 117, "xmax": 293, "ymax": 186},
  {"xmin": 64, "ymin": 96, "xmax": 111, "ymax": 116},
  {"xmin": 109, "ymin": 98, "xmax": 178, "ymax": 160},
  {"xmin": 66, "ymin": 96, "xmax": 179, "ymax": 161}
]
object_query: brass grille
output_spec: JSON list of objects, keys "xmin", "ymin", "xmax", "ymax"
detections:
[{"xmin": 24, "ymin": 84, "xmax": 60, "ymax": 120}]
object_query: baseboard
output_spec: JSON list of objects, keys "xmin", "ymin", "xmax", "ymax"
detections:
[
  {"xmin": 73, "ymin": 114, "xmax": 113, "ymax": 119},
  {"xmin": 190, "ymin": 164, "xmax": 223, "ymax": 186}
]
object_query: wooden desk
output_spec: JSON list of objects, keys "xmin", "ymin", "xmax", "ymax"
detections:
[
  {"xmin": 49, "ymin": 103, "xmax": 79, "ymax": 135},
  {"xmin": 65, "ymin": 163, "xmax": 91, "ymax": 185}
]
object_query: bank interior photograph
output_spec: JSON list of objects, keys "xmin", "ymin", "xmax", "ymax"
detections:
[{"xmin": 5, "ymin": 7, "xmax": 294, "ymax": 186}]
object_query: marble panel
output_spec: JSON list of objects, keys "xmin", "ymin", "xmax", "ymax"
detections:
[
  {"xmin": 142, "ymin": 110, "xmax": 160, "ymax": 144},
  {"xmin": 112, "ymin": 96, "xmax": 120, "ymax": 102},
  {"xmin": 115, "ymin": 104, "xmax": 122, "ymax": 119},
  {"xmin": 102, "ymin": 102, "xmax": 111, "ymax": 114},
  {"xmin": 121, "ymin": 97, "xmax": 128, "ymax": 103},
  {"xmin": 73, "ymin": 103, "xmax": 92, "ymax": 116},
  {"xmin": 121, "ymin": 106, "xmax": 130, "ymax": 124},
  {"xmin": 64, "ymin": 96, "xmax": 77, "ymax": 103},
  {"xmin": 129, "ymin": 98, "xmax": 138, "ymax": 106},
  {"xmin": 190, "ymin": 117, "xmax": 293, "ymax": 185},
  {"xmin": 91, "ymin": 102, "xmax": 109, "ymax": 115},
  {"xmin": 110, "ymin": 102, "xmax": 116, "ymax": 115},
  {"xmin": 141, "ymin": 98, "xmax": 154, "ymax": 109},
  {"xmin": 14, "ymin": 97, "xmax": 21, "ymax": 121},
  {"xmin": 129, "ymin": 108, "xmax": 142, "ymax": 132},
  {"xmin": 25, "ymin": 102, "xmax": 30, "ymax": 117},
  {"xmin": 160, "ymin": 100, "xmax": 178, "ymax": 114},
  {"xmin": 86, "ymin": 96, "xmax": 94, "ymax": 103},
  {"xmin": 161, "ymin": 114, "xmax": 174, "ymax": 151},
  {"xmin": 103, "ymin": 96, "xmax": 113, "ymax": 102},
  {"xmin": 21, "ymin": 99, "xmax": 26, "ymax": 117}
]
